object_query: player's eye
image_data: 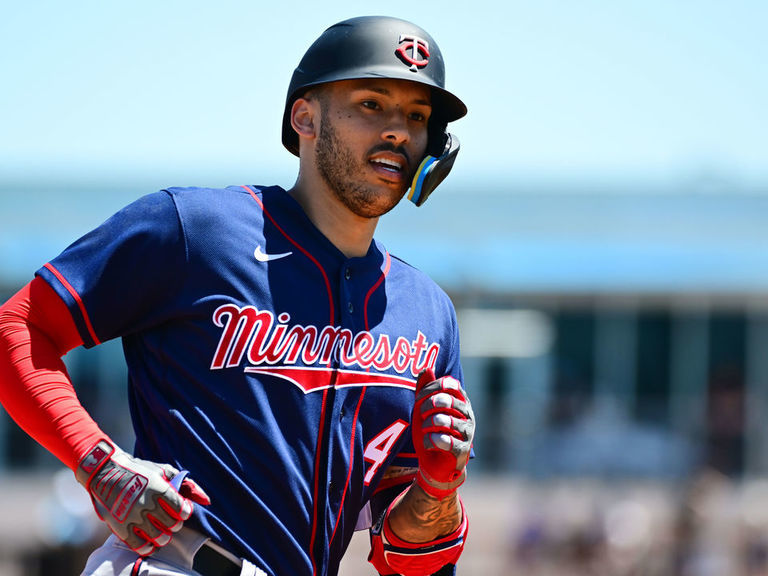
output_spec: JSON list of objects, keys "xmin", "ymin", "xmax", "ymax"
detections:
[
  {"xmin": 409, "ymin": 111, "xmax": 428, "ymax": 123},
  {"xmin": 361, "ymin": 100, "xmax": 381, "ymax": 111}
]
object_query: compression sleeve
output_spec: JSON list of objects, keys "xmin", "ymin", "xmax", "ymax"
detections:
[{"xmin": 0, "ymin": 277, "xmax": 106, "ymax": 470}]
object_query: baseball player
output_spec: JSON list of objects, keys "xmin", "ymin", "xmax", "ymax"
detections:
[{"xmin": 0, "ymin": 15, "xmax": 474, "ymax": 576}]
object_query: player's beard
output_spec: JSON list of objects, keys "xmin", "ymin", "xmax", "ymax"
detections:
[{"xmin": 315, "ymin": 120, "xmax": 410, "ymax": 219}]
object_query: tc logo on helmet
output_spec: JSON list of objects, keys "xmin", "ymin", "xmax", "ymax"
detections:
[{"xmin": 396, "ymin": 34, "xmax": 430, "ymax": 72}]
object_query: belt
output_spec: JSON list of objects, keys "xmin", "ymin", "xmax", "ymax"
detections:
[{"xmin": 192, "ymin": 542, "xmax": 242, "ymax": 576}]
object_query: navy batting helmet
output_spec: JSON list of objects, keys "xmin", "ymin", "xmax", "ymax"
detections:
[{"xmin": 281, "ymin": 15, "xmax": 467, "ymax": 157}]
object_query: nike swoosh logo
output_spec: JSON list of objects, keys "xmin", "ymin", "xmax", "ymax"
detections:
[{"xmin": 254, "ymin": 245, "xmax": 293, "ymax": 262}]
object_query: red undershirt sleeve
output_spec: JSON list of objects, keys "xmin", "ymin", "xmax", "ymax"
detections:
[{"xmin": 0, "ymin": 276, "xmax": 107, "ymax": 470}]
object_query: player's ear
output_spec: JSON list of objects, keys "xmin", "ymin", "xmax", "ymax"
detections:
[{"xmin": 290, "ymin": 97, "xmax": 317, "ymax": 143}]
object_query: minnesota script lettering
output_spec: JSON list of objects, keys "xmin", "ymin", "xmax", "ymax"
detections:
[{"xmin": 210, "ymin": 304, "xmax": 440, "ymax": 379}]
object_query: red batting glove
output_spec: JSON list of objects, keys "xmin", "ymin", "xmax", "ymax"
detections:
[
  {"xmin": 412, "ymin": 368, "xmax": 475, "ymax": 499},
  {"xmin": 76, "ymin": 440, "xmax": 211, "ymax": 556}
]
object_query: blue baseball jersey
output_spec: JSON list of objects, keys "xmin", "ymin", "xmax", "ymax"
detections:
[{"xmin": 36, "ymin": 185, "xmax": 464, "ymax": 576}]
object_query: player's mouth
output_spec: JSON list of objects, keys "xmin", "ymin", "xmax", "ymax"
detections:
[{"xmin": 369, "ymin": 153, "xmax": 409, "ymax": 184}]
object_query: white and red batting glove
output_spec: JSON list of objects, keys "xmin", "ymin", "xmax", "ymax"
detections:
[
  {"xmin": 412, "ymin": 368, "xmax": 475, "ymax": 500},
  {"xmin": 75, "ymin": 439, "xmax": 210, "ymax": 556}
]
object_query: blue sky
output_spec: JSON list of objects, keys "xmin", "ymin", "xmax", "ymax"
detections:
[
  {"xmin": 1, "ymin": 1, "xmax": 767, "ymax": 292},
  {"xmin": 2, "ymin": 0, "xmax": 767, "ymax": 189}
]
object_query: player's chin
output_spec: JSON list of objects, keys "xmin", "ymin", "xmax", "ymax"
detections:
[
  {"xmin": 354, "ymin": 188, "xmax": 407, "ymax": 219},
  {"xmin": 377, "ymin": 181, "xmax": 410, "ymax": 208}
]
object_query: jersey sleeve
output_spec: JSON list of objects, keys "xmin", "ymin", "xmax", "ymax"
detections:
[{"xmin": 35, "ymin": 191, "xmax": 187, "ymax": 347}]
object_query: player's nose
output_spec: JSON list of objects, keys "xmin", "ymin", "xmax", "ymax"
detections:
[{"xmin": 381, "ymin": 109, "xmax": 411, "ymax": 145}]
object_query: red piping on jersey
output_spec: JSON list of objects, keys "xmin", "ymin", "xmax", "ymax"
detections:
[
  {"xmin": 43, "ymin": 263, "xmax": 101, "ymax": 345},
  {"xmin": 130, "ymin": 558, "xmax": 142, "ymax": 576},
  {"xmin": 245, "ymin": 185, "xmax": 385, "ymax": 572},
  {"xmin": 327, "ymin": 255, "xmax": 389, "ymax": 544},
  {"xmin": 244, "ymin": 186, "xmax": 335, "ymax": 574},
  {"xmin": 363, "ymin": 252, "xmax": 391, "ymax": 333},
  {"xmin": 309, "ymin": 387, "xmax": 330, "ymax": 576},
  {"xmin": 329, "ymin": 387, "xmax": 366, "ymax": 547},
  {"xmin": 243, "ymin": 186, "xmax": 334, "ymax": 327}
]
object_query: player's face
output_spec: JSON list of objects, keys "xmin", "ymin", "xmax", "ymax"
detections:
[{"xmin": 314, "ymin": 79, "xmax": 431, "ymax": 219}]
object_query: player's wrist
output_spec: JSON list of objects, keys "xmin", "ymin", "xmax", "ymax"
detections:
[
  {"xmin": 415, "ymin": 467, "xmax": 466, "ymax": 500},
  {"xmin": 75, "ymin": 438, "xmax": 116, "ymax": 487},
  {"xmin": 369, "ymin": 488, "xmax": 469, "ymax": 576}
]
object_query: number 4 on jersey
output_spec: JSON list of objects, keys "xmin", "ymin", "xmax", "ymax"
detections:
[{"xmin": 363, "ymin": 420, "xmax": 409, "ymax": 485}]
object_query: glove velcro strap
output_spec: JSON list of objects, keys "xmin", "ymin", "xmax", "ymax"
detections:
[
  {"xmin": 416, "ymin": 468, "xmax": 466, "ymax": 500},
  {"xmin": 76, "ymin": 439, "xmax": 115, "ymax": 485},
  {"xmin": 369, "ymin": 494, "xmax": 468, "ymax": 576}
]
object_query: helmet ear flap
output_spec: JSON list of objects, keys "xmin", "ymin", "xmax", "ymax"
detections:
[
  {"xmin": 427, "ymin": 116, "xmax": 449, "ymax": 157},
  {"xmin": 408, "ymin": 133, "xmax": 460, "ymax": 207}
]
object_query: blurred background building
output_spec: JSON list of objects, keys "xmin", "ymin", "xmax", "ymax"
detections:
[
  {"xmin": 4, "ymin": 182, "xmax": 768, "ymax": 576},
  {"xmin": 2, "ymin": 1, "xmax": 768, "ymax": 574}
]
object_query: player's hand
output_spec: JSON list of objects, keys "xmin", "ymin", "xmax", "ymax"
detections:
[
  {"xmin": 75, "ymin": 439, "xmax": 211, "ymax": 556},
  {"xmin": 412, "ymin": 368, "xmax": 475, "ymax": 500}
]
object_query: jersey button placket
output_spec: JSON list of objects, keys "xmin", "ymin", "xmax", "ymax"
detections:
[
  {"xmin": 340, "ymin": 264, "xmax": 358, "ymax": 327},
  {"xmin": 345, "ymin": 267, "xmax": 353, "ymax": 315}
]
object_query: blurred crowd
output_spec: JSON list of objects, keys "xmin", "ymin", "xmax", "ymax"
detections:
[{"xmin": 499, "ymin": 470, "xmax": 768, "ymax": 576}]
